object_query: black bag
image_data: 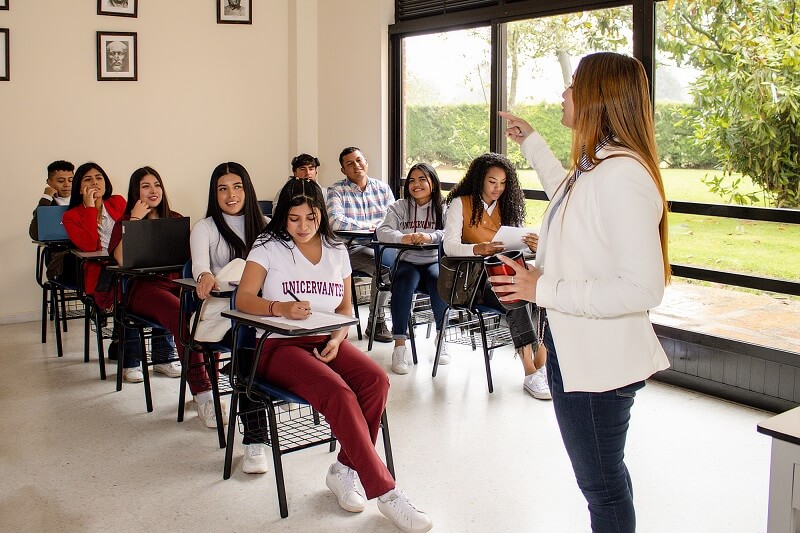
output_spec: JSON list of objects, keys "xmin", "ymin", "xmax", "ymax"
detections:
[{"xmin": 437, "ymin": 256, "xmax": 485, "ymax": 307}]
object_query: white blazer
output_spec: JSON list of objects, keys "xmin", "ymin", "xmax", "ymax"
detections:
[{"xmin": 522, "ymin": 133, "xmax": 670, "ymax": 392}]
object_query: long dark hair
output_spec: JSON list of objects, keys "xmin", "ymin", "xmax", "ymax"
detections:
[
  {"xmin": 123, "ymin": 166, "xmax": 173, "ymax": 218},
  {"xmin": 205, "ymin": 162, "xmax": 266, "ymax": 260},
  {"xmin": 404, "ymin": 162, "xmax": 444, "ymax": 230},
  {"xmin": 68, "ymin": 162, "xmax": 114, "ymax": 209},
  {"xmin": 446, "ymin": 153, "xmax": 525, "ymax": 227},
  {"xmin": 255, "ymin": 177, "xmax": 341, "ymax": 251}
]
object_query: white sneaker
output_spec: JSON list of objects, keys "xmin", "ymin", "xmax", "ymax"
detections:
[
  {"xmin": 196, "ymin": 398, "xmax": 220, "ymax": 428},
  {"xmin": 523, "ymin": 366, "xmax": 552, "ymax": 400},
  {"xmin": 391, "ymin": 346, "xmax": 409, "ymax": 375},
  {"xmin": 153, "ymin": 361, "xmax": 182, "ymax": 378},
  {"xmin": 242, "ymin": 443, "xmax": 269, "ymax": 474},
  {"xmin": 377, "ymin": 489, "xmax": 433, "ymax": 533},
  {"xmin": 436, "ymin": 341, "xmax": 451, "ymax": 365},
  {"xmin": 122, "ymin": 366, "xmax": 143, "ymax": 383},
  {"xmin": 325, "ymin": 462, "xmax": 366, "ymax": 513}
]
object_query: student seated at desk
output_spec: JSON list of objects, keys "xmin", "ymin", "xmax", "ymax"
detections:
[
  {"xmin": 236, "ymin": 178, "xmax": 433, "ymax": 533},
  {"xmin": 108, "ymin": 166, "xmax": 224, "ymax": 427},
  {"xmin": 191, "ymin": 162, "xmax": 270, "ymax": 470},
  {"xmin": 29, "ymin": 160, "xmax": 74, "ymax": 239},
  {"xmin": 30, "ymin": 160, "xmax": 76, "ymax": 282},
  {"xmin": 62, "ymin": 162, "xmax": 126, "ymax": 309},
  {"xmin": 443, "ymin": 153, "xmax": 551, "ymax": 400},
  {"xmin": 375, "ymin": 163, "xmax": 449, "ymax": 375}
]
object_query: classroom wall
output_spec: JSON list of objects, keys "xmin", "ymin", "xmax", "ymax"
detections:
[{"xmin": 0, "ymin": 0, "xmax": 393, "ymax": 322}]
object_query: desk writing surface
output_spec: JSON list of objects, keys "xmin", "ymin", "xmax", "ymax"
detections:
[
  {"xmin": 107, "ymin": 264, "xmax": 183, "ymax": 274},
  {"xmin": 172, "ymin": 277, "xmax": 236, "ymax": 297},
  {"xmin": 758, "ymin": 406, "xmax": 800, "ymax": 445},
  {"xmin": 223, "ymin": 309, "xmax": 358, "ymax": 336},
  {"xmin": 72, "ymin": 250, "xmax": 109, "ymax": 259}
]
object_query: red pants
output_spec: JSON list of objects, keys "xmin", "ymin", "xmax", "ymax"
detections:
[
  {"xmin": 128, "ymin": 277, "xmax": 212, "ymax": 395},
  {"xmin": 256, "ymin": 336, "xmax": 394, "ymax": 499}
]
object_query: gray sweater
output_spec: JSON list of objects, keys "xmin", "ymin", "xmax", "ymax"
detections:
[{"xmin": 376, "ymin": 198, "xmax": 444, "ymax": 265}]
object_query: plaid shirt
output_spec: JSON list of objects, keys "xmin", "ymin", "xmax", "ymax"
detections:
[{"xmin": 326, "ymin": 177, "xmax": 395, "ymax": 231}]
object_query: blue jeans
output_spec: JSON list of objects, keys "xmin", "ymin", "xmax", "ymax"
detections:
[
  {"xmin": 389, "ymin": 261, "xmax": 448, "ymax": 338},
  {"xmin": 542, "ymin": 313, "xmax": 643, "ymax": 533},
  {"xmin": 121, "ymin": 327, "xmax": 176, "ymax": 368}
]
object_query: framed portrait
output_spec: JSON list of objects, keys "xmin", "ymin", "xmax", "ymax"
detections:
[
  {"xmin": 98, "ymin": 0, "xmax": 137, "ymax": 17},
  {"xmin": 0, "ymin": 29, "xmax": 8, "ymax": 81},
  {"xmin": 217, "ymin": 0, "xmax": 252, "ymax": 25},
  {"xmin": 97, "ymin": 31, "xmax": 137, "ymax": 81},
  {"xmin": 0, "ymin": 1, "xmax": 7, "ymax": 11}
]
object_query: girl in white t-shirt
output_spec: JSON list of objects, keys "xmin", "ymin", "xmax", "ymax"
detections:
[{"xmin": 236, "ymin": 178, "xmax": 433, "ymax": 533}]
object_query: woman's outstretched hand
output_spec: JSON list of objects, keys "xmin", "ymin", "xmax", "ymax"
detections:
[
  {"xmin": 498, "ymin": 111, "xmax": 534, "ymax": 145},
  {"xmin": 488, "ymin": 254, "xmax": 541, "ymax": 303}
]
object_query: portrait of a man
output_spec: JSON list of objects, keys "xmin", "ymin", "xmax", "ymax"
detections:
[
  {"xmin": 106, "ymin": 40, "xmax": 128, "ymax": 72},
  {"xmin": 97, "ymin": 32, "xmax": 136, "ymax": 81},
  {"xmin": 218, "ymin": 0, "xmax": 251, "ymax": 24},
  {"xmin": 224, "ymin": 0, "xmax": 244, "ymax": 16},
  {"xmin": 98, "ymin": 0, "xmax": 137, "ymax": 17}
]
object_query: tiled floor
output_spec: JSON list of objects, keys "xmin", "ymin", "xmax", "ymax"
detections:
[{"xmin": 0, "ymin": 316, "xmax": 773, "ymax": 532}]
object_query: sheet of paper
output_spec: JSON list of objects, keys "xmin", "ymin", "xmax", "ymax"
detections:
[
  {"xmin": 259, "ymin": 311, "xmax": 355, "ymax": 331},
  {"xmin": 493, "ymin": 225, "xmax": 539, "ymax": 251}
]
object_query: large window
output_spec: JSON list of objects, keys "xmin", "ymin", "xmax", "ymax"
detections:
[
  {"xmin": 503, "ymin": 7, "xmax": 632, "ymax": 225},
  {"xmin": 401, "ymin": 28, "xmax": 491, "ymax": 186},
  {"xmin": 391, "ymin": 0, "xmax": 800, "ymax": 354}
]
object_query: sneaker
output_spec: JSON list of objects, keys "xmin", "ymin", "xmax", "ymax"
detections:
[
  {"xmin": 242, "ymin": 443, "xmax": 269, "ymax": 474},
  {"xmin": 196, "ymin": 398, "xmax": 220, "ymax": 428},
  {"xmin": 153, "ymin": 361, "xmax": 182, "ymax": 378},
  {"xmin": 436, "ymin": 340, "xmax": 451, "ymax": 366},
  {"xmin": 523, "ymin": 366, "xmax": 552, "ymax": 400},
  {"xmin": 377, "ymin": 489, "xmax": 433, "ymax": 533},
  {"xmin": 122, "ymin": 366, "xmax": 143, "ymax": 383},
  {"xmin": 325, "ymin": 462, "xmax": 366, "ymax": 513},
  {"xmin": 391, "ymin": 346, "xmax": 409, "ymax": 375},
  {"xmin": 366, "ymin": 318, "xmax": 393, "ymax": 343}
]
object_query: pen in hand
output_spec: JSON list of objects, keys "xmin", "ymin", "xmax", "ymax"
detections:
[{"xmin": 287, "ymin": 290, "xmax": 312, "ymax": 316}]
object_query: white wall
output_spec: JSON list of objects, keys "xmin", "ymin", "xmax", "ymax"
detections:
[{"xmin": 0, "ymin": 0, "xmax": 392, "ymax": 322}]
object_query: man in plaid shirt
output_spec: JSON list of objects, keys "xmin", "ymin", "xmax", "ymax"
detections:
[{"xmin": 327, "ymin": 147, "xmax": 396, "ymax": 342}]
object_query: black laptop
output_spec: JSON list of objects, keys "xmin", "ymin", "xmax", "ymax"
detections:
[{"xmin": 120, "ymin": 217, "xmax": 190, "ymax": 269}]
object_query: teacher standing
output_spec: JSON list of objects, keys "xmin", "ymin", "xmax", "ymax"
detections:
[{"xmin": 495, "ymin": 52, "xmax": 670, "ymax": 532}]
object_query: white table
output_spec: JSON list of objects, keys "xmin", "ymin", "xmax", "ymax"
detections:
[{"xmin": 758, "ymin": 406, "xmax": 800, "ymax": 532}]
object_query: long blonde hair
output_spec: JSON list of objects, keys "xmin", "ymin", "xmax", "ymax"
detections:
[{"xmin": 570, "ymin": 52, "xmax": 670, "ymax": 284}]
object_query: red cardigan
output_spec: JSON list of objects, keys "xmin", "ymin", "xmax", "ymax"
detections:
[{"xmin": 63, "ymin": 195, "xmax": 126, "ymax": 299}]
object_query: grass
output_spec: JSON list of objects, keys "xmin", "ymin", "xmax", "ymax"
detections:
[{"xmin": 436, "ymin": 167, "xmax": 799, "ymax": 282}]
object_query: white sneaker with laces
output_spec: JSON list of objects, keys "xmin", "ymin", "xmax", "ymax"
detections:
[
  {"xmin": 391, "ymin": 346, "xmax": 409, "ymax": 375},
  {"xmin": 523, "ymin": 366, "xmax": 552, "ymax": 400},
  {"xmin": 436, "ymin": 341, "xmax": 451, "ymax": 366},
  {"xmin": 242, "ymin": 443, "xmax": 269, "ymax": 474},
  {"xmin": 377, "ymin": 488, "xmax": 433, "ymax": 533},
  {"xmin": 122, "ymin": 366, "xmax": 143, "ymax": 383},
  {"xmin": 153, "ymin": 361, "xmax": 182, "ymax": 378},
  {"xmin": 196, "ymin": 398, "xmax": 219, "ymax": 428},
  {"xmin": 325, "ymin": 462, "xmax": 366, "ymax": 513}
]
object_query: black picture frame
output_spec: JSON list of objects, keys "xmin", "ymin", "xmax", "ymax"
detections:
[
  {"xmin": 0, "ymin": 1, "xmax": 8, "ymax": 11},
  {"xmin": 97, "ymin": 31, "xmax": 137, "ymax": 81},
  {"xmin": 97, "ymin": 0, "xmax": 137, "ymax": 18},
  {"xmin": 0, "ymin": 29, "xmax": 8, "ymax": 81},
  {"xmin": 217, "ymin": 0, "xmax": 252, "ymax": 25}
]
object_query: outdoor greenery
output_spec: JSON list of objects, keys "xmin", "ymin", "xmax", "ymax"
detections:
[
  {"xmin": 658, "ymin": 0, "xmax": 800, "ymax": 208},
  {"xmin": 406, "ymin": 102, "xmax": 715, "ymax": 170}
]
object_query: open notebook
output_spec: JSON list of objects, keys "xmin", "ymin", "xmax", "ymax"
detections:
[{"xmin": 258, "ymin": 311, "xmax": 355, "ymax": 332}]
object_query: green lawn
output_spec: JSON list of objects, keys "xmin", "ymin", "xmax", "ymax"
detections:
[{"xmin": 436, "ymin": 167, "xmax": 799, "ymax": 282}]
